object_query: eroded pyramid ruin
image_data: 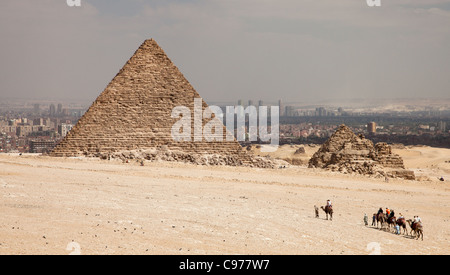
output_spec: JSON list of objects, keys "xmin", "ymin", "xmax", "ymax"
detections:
[
  {"xmin": 51, "ymin": 39, "xmax": 272, "ymax": 167},
  {"xmin": 309, "ymin": 125, "xmax": 415, "ymax": 180}
]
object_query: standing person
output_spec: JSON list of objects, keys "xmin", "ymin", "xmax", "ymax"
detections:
[
  {"xmin": 364, "ymin": 213, "xmax": 368, "ymax": 226},
  {"xmin": 395, "ymin": 224, "xmax": 400, "ymax": 235},
  {"xmin": 372, "ymin": 213, "xmax": 377, "ymax": 226}
]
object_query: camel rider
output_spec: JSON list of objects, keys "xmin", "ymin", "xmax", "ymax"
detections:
[
  {"xmin": 378, "ymin": 208, "xmax": 383, "ymax": 215},
  {"xmin": 326, "ymin": 200, "xmax": 332, "ymax": 209},
  {"xmin": 390, "ymin": 209, "xmax": 395, "ymax": 219},
  {"xmin": 386, "ymin": 208, "xmax": 391, "ymax": 217},
  {"xmin": 412, "ymin": 216, "xmax": 422, "ymax": 229},
  {"xmin": 414, "ymin": 216, "xmax": 422, "ymax": 224},
  {"xmin": 398, "ymin": 213, "xmax": 404, "ymax": 220}
]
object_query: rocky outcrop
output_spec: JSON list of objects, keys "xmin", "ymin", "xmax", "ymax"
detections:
[
  {"xmin": 294, "ymin": 147, "xmax": 306, "ymax": 155},
  {"xmin": 309, "ymin": 125, "xmax": 415, "ymax": 180},
  {"xmin": 98, "ymin": 147, "xmax": 276, "ymax": 168}
]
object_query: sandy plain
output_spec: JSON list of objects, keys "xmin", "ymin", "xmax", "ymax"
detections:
[{"xmin": 0, "ymin": 146, "xmax": 449, "ymax": 255}]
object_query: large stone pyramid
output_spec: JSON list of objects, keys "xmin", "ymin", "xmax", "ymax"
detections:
[
  {"xmin": 309, "ymin": 125, "xmax": 415, "ymax": 180},
  {"xmin": 51, "ymin": 39, "xmax": 260, "ymax": 166}
]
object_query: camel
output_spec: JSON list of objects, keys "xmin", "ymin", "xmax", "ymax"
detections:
[
  {"xmin": 396, "ymin": 218, "xmax": 408, "ymax": 235},
  {"xmin": 321, "ymin": 206, "xmax": 333, "ymax": 221},
  {"xmin": 407, "ymin": 220, "xmax": 424, "ymax": 241},
  {"xmin": 376, "ymin": 213, "xmax": 386, "ymax": 230},
  {"xmin": 386, "ymin": 216, "xmax": 397, "ymax": 232}
]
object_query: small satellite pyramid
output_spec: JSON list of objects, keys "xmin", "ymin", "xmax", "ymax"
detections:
[
  {"xmin": 309, "ymin": 125, "xmax": 415, "ymax": 180},
  {"xmin": 51, "ymin": 39, "xmax": 252, "ymax": 165}
]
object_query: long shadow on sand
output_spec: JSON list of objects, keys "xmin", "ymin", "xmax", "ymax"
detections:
[{"xmin": 367, "ymin": 226, "xmax": 416, "ymax": 240}]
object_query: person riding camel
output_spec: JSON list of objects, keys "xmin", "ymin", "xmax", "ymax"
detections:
[
  {"xmin": 415, "ymin": 216, "xmax": 422, "ymax": 224},
  {"xmin": 390, "ymin": 209, "xmax": 395, "ymax": 219},
  {"xmin": 411, "ymin": 216, "xmax": 422, "ymax": 230},
  {"xmin": 386, "ymin": 208, "xmax": 391, "ymax": 217},
  {"xmin": 326, "ymin": 200, "xmax": 332, "ymax": 209},
  {"xmin": 377, "ymin": 208, "xmax": 383, "ymax": 215}
]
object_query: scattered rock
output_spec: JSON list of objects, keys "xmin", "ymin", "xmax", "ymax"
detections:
[
  {"xmin": 294, "ymin": 147, "xmax": 306, "ymax": 155},
  {"xmin": 105, "ymin": 148, "xmax": 276, "ymax": 169}
]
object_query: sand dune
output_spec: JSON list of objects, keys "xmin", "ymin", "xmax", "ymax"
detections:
[{"xmin": 0, "ymin": 150, "xmax": 449, "ymax": 255}]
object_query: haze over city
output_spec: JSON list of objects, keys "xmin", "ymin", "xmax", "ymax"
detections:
[{"xmin": 1, "ymin": 0, "xmax": 450, "ymax": 104}]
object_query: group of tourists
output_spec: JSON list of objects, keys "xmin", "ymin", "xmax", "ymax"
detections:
[{"xmin": 363, "ymin": 207, "xmax": 423, "ymax": 236}]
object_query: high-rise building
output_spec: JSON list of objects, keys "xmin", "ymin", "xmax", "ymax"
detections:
[
  {"xmin": 57, "ymin": 104, "xmax": 63, "ymax": 115},
  {"xmin": 315, "ymin": 107, "xmax": 327, "ymax": 117},
  {"xmin": 49, "ymin": 104, "xmax": 56, "ymax": 117},
  {"xmin": 368, "ymin": 122, "xmax": 377, "ymax": 134},
  {"xmin": 438, "ymin": 121, "xmax": 447, "ymax": 132},
  {"xmin": 278, "ymin": 99, "xmax": 284, "ymax": 116},
  {"xmin": 285, "ymin": 106, "xmax": 296, "ymax": 117},
  {"xmin": 33, "ymin": 104, "xmax": 40, "ymax": 115},
  {"xmin": 258, "ymin": 100, "xmax": 264, "ymax": 107}
]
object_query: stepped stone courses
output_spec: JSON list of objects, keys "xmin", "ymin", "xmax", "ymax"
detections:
[
  {"xmin": 309, "ymin": 125, "xmax": 415, "ymax": 180},
  {"xmin": 51, "ymin": 39, "xmax": 270, "ymax": 167}
]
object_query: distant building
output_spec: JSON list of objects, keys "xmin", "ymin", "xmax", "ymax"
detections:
[
  {"xmin": 16, "ymin": 126, "xmax": 32, "ymax": 137},
  {"xmin": 278, "ymin": 99, "xmax": 284, "ymax": 116},
  {"xmin": 368, "ymin": 122, "xmax": 377, "ymax": 134},
  {"xmin": 33, "ymin": 118, "xmax": 44, "ymax": 126},
  {"xmin": 58, "ymin": 123, "xmax": 73, "ymax": 137},
  {"xmin": 285, "ymin": 106, "xmax": 296, "ymax": 117},
  {"xmin": 49, "ymin": 104, "xmax": 56, "ymax": 117},
  {"xmin": 438, "ymin": 121, "xmax": 447, "ymax": 132},
  {"xmin": 57, "ymin": 103, "xmax": 63, "ymax": 115},
  {"xmin": 33, "ymin": 104, "xmax": 40, "ymax": 115},
  {"xmin": 316, "ymin": 107, "xmax": 327, "ymax": 117},
  {"xmin": 29, "ymin": 140, "xmax": 56, "ymax": 154}
]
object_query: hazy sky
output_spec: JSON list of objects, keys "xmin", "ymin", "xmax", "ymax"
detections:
[{"xmin": 1, "ymin": 0, "xmax": 449, "ymax": 104}]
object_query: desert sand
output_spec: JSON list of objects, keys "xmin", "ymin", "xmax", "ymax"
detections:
[{"xmin": 0, "ymin": 146, "xmax": 449, "ymax": 255}]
